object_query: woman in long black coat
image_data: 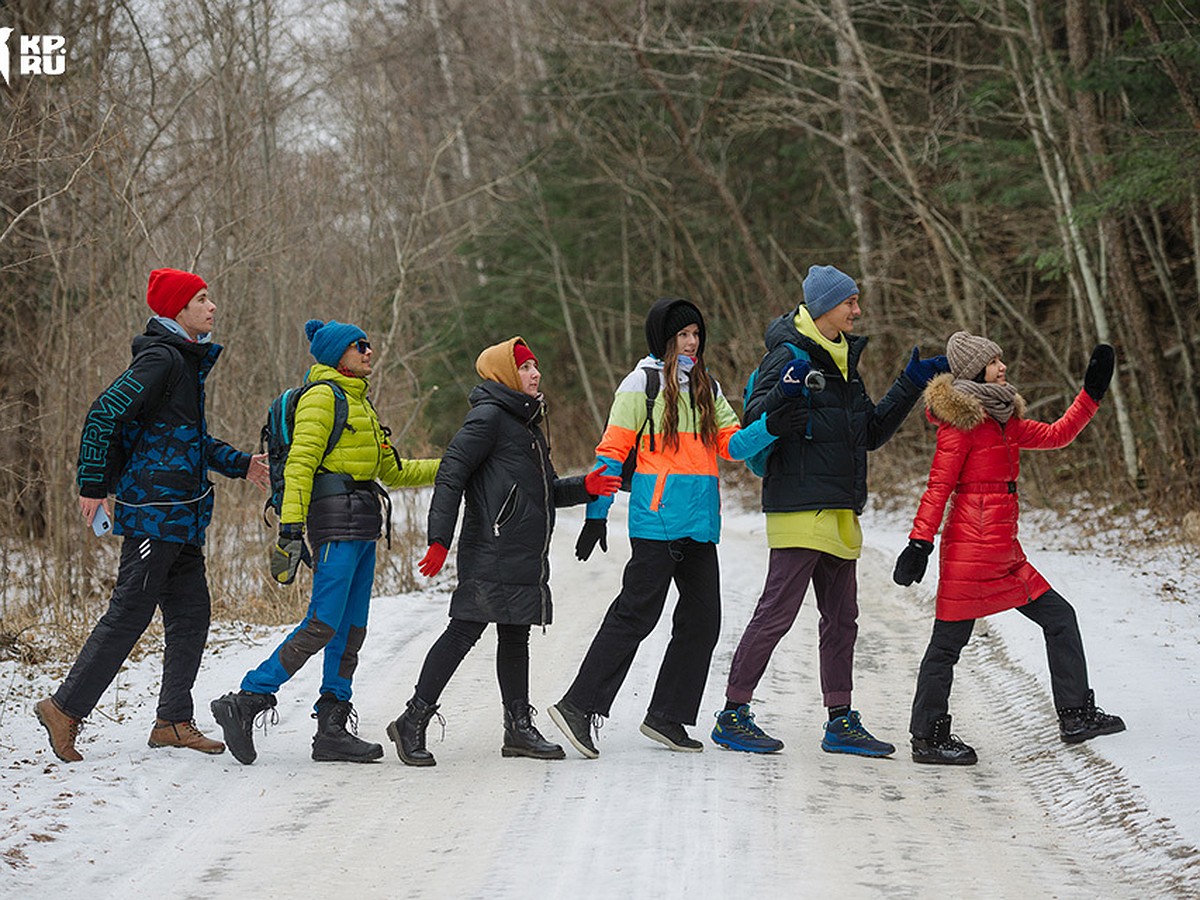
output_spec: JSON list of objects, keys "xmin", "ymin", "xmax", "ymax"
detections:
[{"xmin": 386, "ymin": 337, "xmax": 620, "ymax": 766}]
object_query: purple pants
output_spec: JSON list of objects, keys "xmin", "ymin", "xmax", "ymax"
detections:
[{"xmin": 726, "ymin": 547, "xmax": 858, "ymax": 708}]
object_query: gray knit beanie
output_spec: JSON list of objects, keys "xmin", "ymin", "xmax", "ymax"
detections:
[
  {"xmin": 802, "ymin": 265, "xmax": 859, "ymax": 319},
  {"xmin": 946, "ymin": 331, "xmax": 1002, "ymax": 381}
]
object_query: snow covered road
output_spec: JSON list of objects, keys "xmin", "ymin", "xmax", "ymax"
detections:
[{"xmin": 2, "ymin": 503, "xmax": 1197, "ymax": 898}]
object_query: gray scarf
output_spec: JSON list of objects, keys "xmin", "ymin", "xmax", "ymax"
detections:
[{"xmin": 953, "ymin": 379, "xmax": 1019, "ymax": 424}]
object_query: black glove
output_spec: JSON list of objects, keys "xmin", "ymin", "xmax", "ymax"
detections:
[
  {"xmin": 1083, "ymin": 344, "xmax": 1115, "ymax": 402},
  {"xmin": 575, "ymin": 519, "xmax": 608, "ymax": 561},
  {"xmin": 766, "ymin": 401, "xmax": 809, "ymax": 438},
  {"xmin": 270, "ymin": 523, "xmax": 306, "ymax": 585},
  {"xmin": 892, "ymin": 539, "xmax": 934, "ymax": 586}
]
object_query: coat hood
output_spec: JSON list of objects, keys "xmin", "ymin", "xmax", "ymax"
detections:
[
  {"xmin": 469, "ymin": 378, "xmax": 544, "ymax": 425},
  {"xmin": 476, "ymin": 336, "xmax": 533, "ymax": 393},
  {"xmin": 924, "ymin": 373, "xmax": 1026, "ymax": 430}
]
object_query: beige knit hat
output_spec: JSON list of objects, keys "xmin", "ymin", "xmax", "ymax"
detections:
[{"xmin": 946, "ymin": 331, "xmax": 1002, "ymax": 381}]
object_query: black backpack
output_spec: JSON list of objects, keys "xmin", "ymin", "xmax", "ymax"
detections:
[
  {"xmin": 260, "ymin": 380, "xmax": 350, "ymax": 523},
  {"xmin": 619, "ymin": 366, "xmax": 660, "ymax": 491}
]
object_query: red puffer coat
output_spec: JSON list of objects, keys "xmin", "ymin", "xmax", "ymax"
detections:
[{"xmin": 909, "ymin": 374, "xmax": 1099, "ymax": 621}]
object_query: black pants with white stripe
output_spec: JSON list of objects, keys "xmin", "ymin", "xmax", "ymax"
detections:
[{"xmin": 55, "ymin": 537, "xmax": 210, "ymax": 722}]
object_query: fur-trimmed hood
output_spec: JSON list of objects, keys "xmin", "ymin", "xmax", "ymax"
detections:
[{"xmin": 924, "ymin": 373, "xmax": 1026, "ymax": 430}]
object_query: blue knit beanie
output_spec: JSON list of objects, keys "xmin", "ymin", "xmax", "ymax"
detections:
[
  {"xmin": 802, "ymin": 265, "xmax": 859, "ymax": 319},
  {"xmin": 306, "ymin": 318, "xmax": 367, "ymax": 367}
]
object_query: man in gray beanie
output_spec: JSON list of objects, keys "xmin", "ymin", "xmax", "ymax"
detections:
[{"xmin": 711, "ymin": 264, "xmax": 948, "ymax": 758}]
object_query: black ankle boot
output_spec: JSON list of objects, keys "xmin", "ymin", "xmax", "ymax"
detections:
[
  {"xmin": 387, "ymin": 694, "xmax": 440, "ymax": 767},
  {"xmin": 1058, "ymin": 689, "xmax": 1126, "ymax": 744},
  {"xmin": 312, "ymin": 694, "xmax": 384, "ymax": 762},
  {"xmin": 502, "ymin": 700, "xmax": 566, "ymax": 760},
  {"xmin": 911, "ymin": 713, "xmax": 977, "ymax": 765}
]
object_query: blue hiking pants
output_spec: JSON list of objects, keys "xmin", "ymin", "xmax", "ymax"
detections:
[{"xmin": 241, "ymin": 540, "xmax": 376, "ymax": 704}]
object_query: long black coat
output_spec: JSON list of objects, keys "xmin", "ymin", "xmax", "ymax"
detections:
[
  {"xmin": 428, "ymin": 381, "xmax": 591, "ymax": 626},
  {"xmin": 745, "ymin": 311, "xmax": 920, "ymax": 515}
]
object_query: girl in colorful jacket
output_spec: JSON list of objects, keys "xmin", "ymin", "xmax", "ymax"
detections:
[
  {"xmin": 549, "ymin": 297, "xmax": 801, "ymax": 758},
  {"xmin": 893, "ymin": 331, "xmax": 1125, "ymax": 765},
  {"xmin": 387, "ymin": 338, "xmax": 621, "ymax": 767}
]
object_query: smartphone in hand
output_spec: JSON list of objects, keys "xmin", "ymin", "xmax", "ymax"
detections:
[{"xmin": 91, "ymin": 505, "xmax": 112, "ymax": 537}]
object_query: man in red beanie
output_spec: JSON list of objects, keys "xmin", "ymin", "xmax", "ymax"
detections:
[{"xmin": 34, "ymin": 268, "xmax": 269, "ymax": 763}]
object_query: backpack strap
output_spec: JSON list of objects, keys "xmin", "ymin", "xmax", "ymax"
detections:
[
  {"xmin": 299, "ymin": 380, "xmax": 350, "ymax": 468},
  {"xmin": 640, "ymin": 365, "xmax": 660, "ymax": 452}
]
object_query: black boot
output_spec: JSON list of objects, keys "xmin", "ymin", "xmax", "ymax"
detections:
[
  {"xmin": 386, "ymin": 694, "xmax": 440, "ymax": 767},
  {"xmin": 210, "ymin": 690, "xmax": 277, "ymax": 765},
  {"xmin": 311, "ymin": 694, "xmax": 384, "ymax": 762},
  {"xmin": 911, "ymin": 713, "xmax": 977, "ymax": 766},
  {"xmin": 502, "ymin": 700, "xmax": 566, "ymax": 760},
  {"xmin": 1058, "ymin": 689, "xmax": 1126, "ymax": 744}
]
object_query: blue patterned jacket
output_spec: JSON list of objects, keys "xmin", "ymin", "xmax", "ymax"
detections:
[{"xmin": 76, "ymin": 320, "xmax": 251, "ymax": 545}]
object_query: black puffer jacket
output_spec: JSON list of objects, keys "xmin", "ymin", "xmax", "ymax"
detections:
[
  {"xmin": 428, "ymin": 381, "xmax": 591, "ymax": 626},
  {"xmin": 745, "ymin": 311, "xmax": 920, "ymax": 514}
]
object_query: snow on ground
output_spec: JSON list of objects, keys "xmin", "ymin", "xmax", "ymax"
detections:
[{"xmin": 1, "ymin": 494, "xmax": 1198, "ymax": 898}]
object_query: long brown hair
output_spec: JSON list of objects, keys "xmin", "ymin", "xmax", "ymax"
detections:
[{"xmin": 660, "ymin": 338, "xmax": 718, "ymax": 449}]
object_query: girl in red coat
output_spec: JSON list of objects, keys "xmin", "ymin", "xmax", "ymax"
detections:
[{"xmin": 892, "ymin": 331, "xmax": 1125, "ymax": 765}]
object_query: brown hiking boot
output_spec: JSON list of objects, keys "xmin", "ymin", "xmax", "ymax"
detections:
[
  {"xmin": 148, "ymin": 719, "xmax": 226, "ymax": 755},
  {"xmin": 35, "ymin": 697, "xmax": 83, "ymax": 763}
]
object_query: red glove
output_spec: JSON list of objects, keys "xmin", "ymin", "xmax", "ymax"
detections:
[
  {"xmin": 418, "ymin": 542, "xmax": 449, "ymax": 577},
  {"xmin": 584, "ymin": 467, "xmax": 622, "ymax": 498}
]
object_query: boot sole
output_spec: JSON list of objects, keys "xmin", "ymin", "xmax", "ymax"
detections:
[
  {"xmin": 148, "ymin": 739, "xmax": 226, "ymax": 755},
  {"xmin": 913, "ymin": 754, "xmax": 978, "ymax": 765},
  {"xmin": 548, "ymin": 705, "xmax": 599, "ymax": 759},
  {"xmin": 386, "ymin": 720, "xmax": 436, "ymax": 766},
  {"xmin": 1060, "ymin": 724, "xmax": 1126, "ymax": 744},
  {"xmin": 312, "ymin": 748, "xmax": 384, "ymax": 763},
  {"xmin": 640, "ymin": 722, "xmax": 703, "ymax": 753},
  {"xmin": 210, "ymin": 700, "xmax": 257, "ymax": 765},
  {"xmin": 821, "ymin": 741, "xmax": 895, "ymax": 758},
  {"xmin": 501, "ymin": 746, "xmax": 567, "ymax": 760},
  {"xmin": 711, "ymin": 733, "xmax": 783, "ymax": 754},
  {"xmin": 35, "ymin": 702, "xmax": 83, "ymax": 763}
]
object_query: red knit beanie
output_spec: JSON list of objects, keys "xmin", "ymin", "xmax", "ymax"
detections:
[
  {"xmin": 147, "ymin": 268, "xmax": 207, "ymax": 319},
  {"xmin": 513, "ymin": 341, "xmax": 537, "ymax": 368}
]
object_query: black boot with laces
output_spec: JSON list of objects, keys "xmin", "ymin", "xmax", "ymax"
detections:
[
  {"xmin": 1058, "ymin": 690, "xmax": 1125, "ymax": 744},
  {"xmin": 502, "ymin": 700, "xmax": 565, "ymax": 759},
  {"xmin": 312, "ymin": 693, "xmax": 384, "ymax": 762},
  {"xmin": 911, "ymin": 713, "xmax": 977, "ymax": 766}
]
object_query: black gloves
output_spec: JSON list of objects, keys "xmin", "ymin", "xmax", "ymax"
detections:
[
  {"xmin": 766, "ymin": 401, "xmax": 809, "ymax": 438},
  {"xmin": 575, "ymin": 519, "xmax": 608, "ymax": 561},
  {"xmin": 892, "ymin": 539, "xmax": 934, "ymax": 586},
  {"xmin": 270, "ymin": 523, "xmax": 306, "ymax": 585},
  {"xmin": 1083, "ymin": 344, "xmax": 1115, "ymax": 402}
]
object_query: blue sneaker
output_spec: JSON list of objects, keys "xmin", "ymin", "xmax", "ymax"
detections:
[
  {"xmin": 711, "ymin": 704, "xmax": 784, "ymax": 753},
  {"xmin": 821, "ymin": 710, "xmax": 894, "ymax": 757}
]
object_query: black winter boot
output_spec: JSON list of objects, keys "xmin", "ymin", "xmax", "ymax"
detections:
[
  {"xmin": 210, "ymin": 690, "xmax": 277, "ymax": 765},
  {"xmin": 1058, "ymin": 690, "xmax": 1126, "ymax": 744},
  {"xmin": 311, "ymin": 694, "xmax": 384, "ymax": 762},
  {"xmin": 502, "ymin": 700, "xmax": 566, "ymax": 760},
  {"xmin": 911, "ymin": 713, "xmax": 977, "ymax": 766},
  {"xmin": 386, "ymin": 694, "xmax": 440, "ymax": 767}
]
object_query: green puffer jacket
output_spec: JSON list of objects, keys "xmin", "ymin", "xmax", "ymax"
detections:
[{"xmin": 282, "ymin": 364, "xmax": 439, "ymax": 546}]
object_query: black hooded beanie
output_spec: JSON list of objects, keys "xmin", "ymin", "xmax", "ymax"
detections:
[{"xmin": 644, "ymin": 297, "xmax": 706, "ymax": 359}]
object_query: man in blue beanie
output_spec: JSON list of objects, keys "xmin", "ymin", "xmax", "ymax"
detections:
[
  {"xmin": 212, "ymin": 319, "xmax": 441, "ymax": 765},
  {"xmin": 710, "ymin": 264, "xmax": 949, "ymax": 757}
]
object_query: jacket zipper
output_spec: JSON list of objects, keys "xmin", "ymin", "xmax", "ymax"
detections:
[
  {"xmin": 535, "ymin": 432, "xmax": 551, "ymax": 629},
  {"xmin": 493, "ymin": 484, "xmax": 518, "ymax": 537}
]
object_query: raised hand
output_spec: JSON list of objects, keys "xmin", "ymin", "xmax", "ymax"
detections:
[{"xmin": 1083, "ymin": 344, "xmax": 1115, "ymax": 402}]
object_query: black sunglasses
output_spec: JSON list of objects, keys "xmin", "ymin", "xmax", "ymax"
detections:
[{"xmin": 351, "ymin": 339, "xmax": 371, "ymax": 354}]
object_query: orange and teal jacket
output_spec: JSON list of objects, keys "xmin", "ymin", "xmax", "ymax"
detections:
[{"xmin": 585, "ymin": 355, "xmax": 775, "ymax": 543}]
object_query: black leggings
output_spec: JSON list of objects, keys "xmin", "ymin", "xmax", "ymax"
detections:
[
  {"xmin": 909, "ymin": 588, "xmax": 1089, "ymax": 737},
  {"xmin": 414, "ymin": 619, "xmax": 531, "ymax": 705}
]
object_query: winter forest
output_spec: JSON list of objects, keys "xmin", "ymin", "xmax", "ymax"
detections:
[
  {"xmin": 2, "ymin": 0, "xmax": 1198, "ymax": 626},
  {"xmin": 3, "ymin": 1, "xmax": 1200, "ymax": 895}
]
